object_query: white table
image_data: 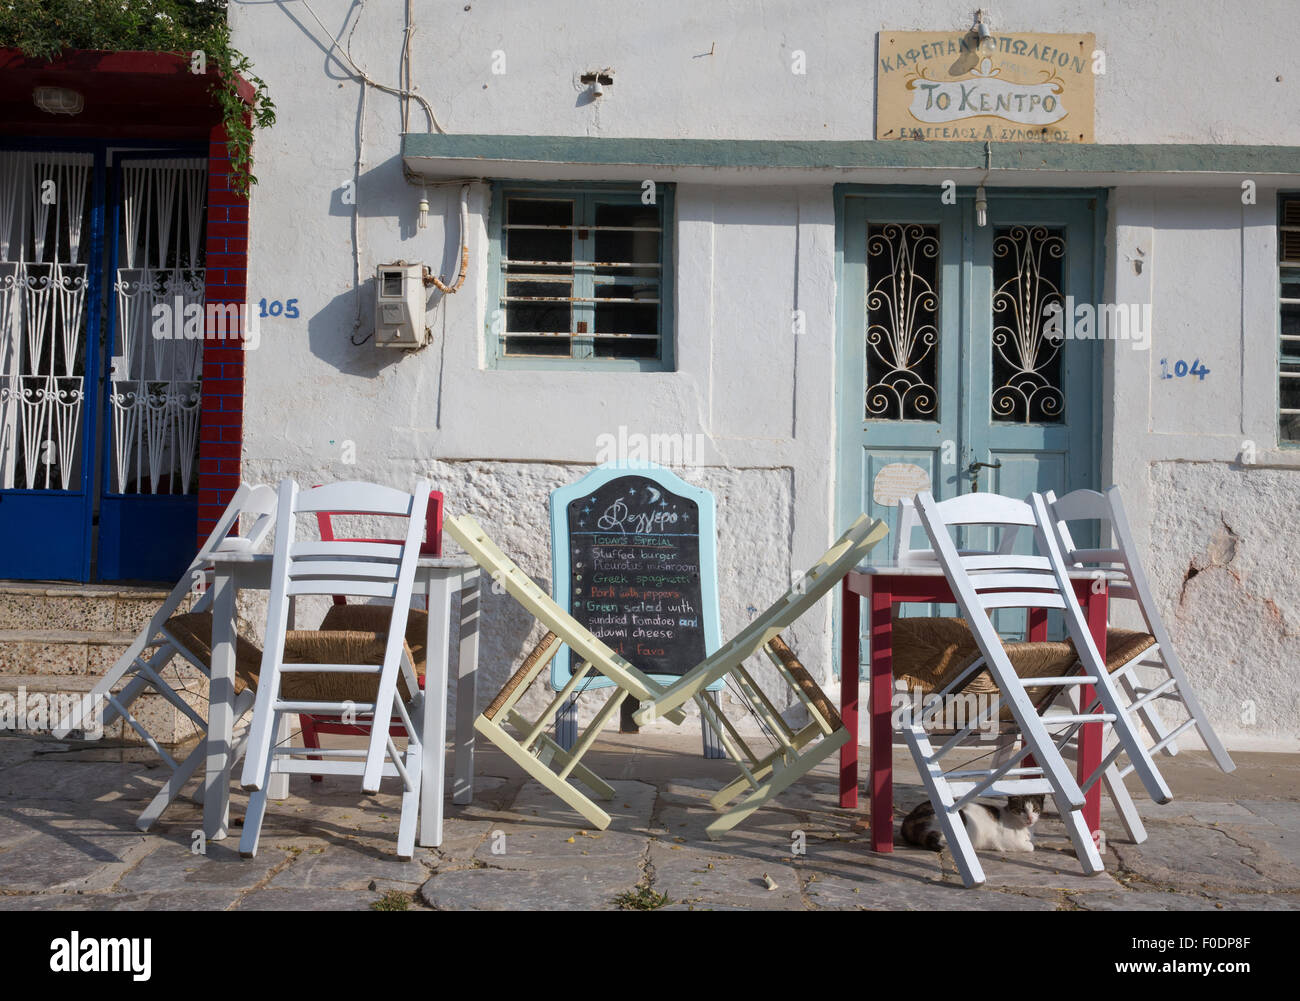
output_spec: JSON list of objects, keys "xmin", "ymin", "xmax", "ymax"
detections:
[{"xmin": 201, "ymin": 552, "xmax": 480, "ymax": 847}]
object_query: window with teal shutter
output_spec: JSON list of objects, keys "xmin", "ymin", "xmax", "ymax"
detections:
[
  {"xmin": 488, "ymin": 182, "xmax": 674, "ymax": 370},
  {"xmin": 1280, "ymin": 194, "xmax": 1300, "ymax": 444}
]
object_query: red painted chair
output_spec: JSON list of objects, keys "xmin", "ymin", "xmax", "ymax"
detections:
[{"xmin": 298, "ymin": 491, "xmax": 444, "ymax": 780}]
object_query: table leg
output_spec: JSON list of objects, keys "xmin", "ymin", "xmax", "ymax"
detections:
[
  {"xmin": 452, "ymin": 569, "xmax": 479, "ymax": 806},
  {"xmin": 203, "ymin": 567, "xmax": 236, "ymax": 841},
  {"xmin": 870, "ymin": 582, "xmax": 894, "ymax": 852},
  {"xmin": 419, "ymin": 573, "xmax": 453, "ymax": 847},
  {"xmin": 839, "ymin": 580, "xmax": 861, "ymax": 809},
  {"xmin": 1080, "ymin": 582, "xmax": 1107, "ymax": 838},
  {"xmin": 1027, "ymin": 607, "xmax": 1048, "ymax": 642}
]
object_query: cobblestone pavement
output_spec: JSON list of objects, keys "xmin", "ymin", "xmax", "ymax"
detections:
[{"xmin": 0, "ymin": 732, "xmax": 1296, "ymax": 911}]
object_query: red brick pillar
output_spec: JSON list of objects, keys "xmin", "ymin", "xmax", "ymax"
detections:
[{"xmin": 197, "ymin": 122, "xmax": 250, "ymax": 545}]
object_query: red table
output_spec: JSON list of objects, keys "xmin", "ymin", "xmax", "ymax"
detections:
[{"xmin": 838, "ymin": 562, "xmax": 1107, "ymax": 853}]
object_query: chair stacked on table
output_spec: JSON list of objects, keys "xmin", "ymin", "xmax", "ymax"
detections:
[{"xmin": 887, "ymin": 488, "xmax": 1232, "ymax": 887}]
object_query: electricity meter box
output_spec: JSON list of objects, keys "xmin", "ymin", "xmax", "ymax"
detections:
[{"xmin": 374, "ymin": 262, "xmax": 429, "ymax": 347}]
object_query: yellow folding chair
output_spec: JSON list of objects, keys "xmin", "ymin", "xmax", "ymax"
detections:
[{"xmin": 446, "ymin": 513, "xmax": 888, "ymax": 838}]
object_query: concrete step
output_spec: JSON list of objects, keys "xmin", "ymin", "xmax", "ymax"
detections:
[
  {"xmin": 0, "ymin": 581, "xmax": 182, "ymax": 634},
  {"xmin": 0, "ymin": 672, "xmax": 207, "ymax": 746},
  {"xmin": 0, "ymin": 628, "xmax": 139, "ymax": 676},
  {"xmin": 0, "ymin": 582, "xmax": 204, "ymax": 746}
]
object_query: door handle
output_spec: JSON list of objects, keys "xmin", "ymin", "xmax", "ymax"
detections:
[{"xmin": 966, "ymin": 459, "xmax": 1002, "ymax": 492}]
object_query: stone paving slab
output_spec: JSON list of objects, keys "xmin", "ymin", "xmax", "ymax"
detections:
[
  {"xmin": 1110, "ymin": 820, "xmax": 1300, "ymax": 894},
  {"xmin": 648, "ymin": 842, "xmax": 803, "ymax": 910},
  {"xmin": 421, "ymin": 859, "xmax": 638, "ymax": 911},
  {"xmin": 803, "ymin": 869, "xmax": 1060, "ymax": 910},
  {"xmin": 0, "ymin": 758, "xmax": 163, "ymax": 803},
  {"xmin": 234, "ymin": 889, "xmax": 377, "ymax": 911},
  {"xmin": 468, "ymin": 780, "xmax": 657, "ymax": 869},
  {"xmin": 0, "ymin": 889, "xmax": 240, "ymax": 911},
  {"xmin": 268, "ymin": 846, "xmax": 429, "ymax": 891},
  {"xmin": 118, "ymin": 841, "xmax": 286, "ymax": 893}
]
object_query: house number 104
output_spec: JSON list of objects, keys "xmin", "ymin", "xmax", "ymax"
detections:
[
  {"xmin": 258, "ymin": 298, "xmax": 300, "ymax": 318},
  {"xmin": 1159, "ymin": 357, "xmax": 1210, "ymax": 381}
]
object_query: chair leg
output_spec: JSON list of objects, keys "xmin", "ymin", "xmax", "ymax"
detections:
[
  {"xmin": 474, "ymin": 715, "xmax": 613, "ymax": 829},
  {"xmin": 1102, "ymin": 763, "xmax": 1148, "ymax": 844},
  {"xmin": 239, "ymin": 711, "xmax": 281, "ymax": 859},
  {"xmin": 902, "ymin": 723, "xmax": 985, "ymax": 888},
  {"xmin": 706, "ymin": 728, "xmax": 849, "ymax": 839},
  {"xmin": 300, "ymin": 714, "xmax": 324, "ymax": 783},
  {"xmin": 397, "ymin": 739, "xmax": 424, "ymax": 860},
  {"xmin": 269, "ymin": 712, "xmax": 292, "ymax": 801},
  {"xmin": 1057, "ymin": 793, "xmax": 1106, "ymax": 875},
  {"xmin": 137, "ymin": 737, "xmax": 207, "ymax": 832},
  {"xmin": 529, "ymin": 730, "xmax": 616, "ymax": 800}
]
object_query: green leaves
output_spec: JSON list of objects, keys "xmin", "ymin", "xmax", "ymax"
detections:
[{"xmin": 0, "ymin": 0, "xmax": 273, "ymax": 196}]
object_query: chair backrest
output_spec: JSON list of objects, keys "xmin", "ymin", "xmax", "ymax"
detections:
[
  {"xmin": 316, "ymin": 490, "xmax": 444, "ymax": 606},
  {"xmin": 259, "ymin": 479, "xmax": 431, "ymax": 790},
  {"xmin": 1043, "ymin": 486, "xmax": 1155, "ymax": 621},
  {"xmin": 269, "ymin": 479, "xmax": 429, "ymax": 607},
  {"xmin": 914, "ymin": 490, "xmax": 1111, "ymax": 726},
  {"xmin": 893, "ymin": 494, "xmax": 1021, "ymax": 566},
  {"xmin": 205, "ymin": 482, "xmax": 278, "ymax": 555},
  {"xmin": 914, "ymin": 491, "xmax": 1068, "ymax": 616},
  {"xmin": 185, "ymin": 482, "xmax": 278, "ymax": 615}
]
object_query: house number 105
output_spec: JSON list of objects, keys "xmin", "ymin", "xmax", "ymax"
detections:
[
  {"xmin": 1159, "ymin": 357, "xmax": 1210, "ymax": 381},
  {"xmin": 258, "ymin": 298, "xmax": 300, "ymax": 318}
]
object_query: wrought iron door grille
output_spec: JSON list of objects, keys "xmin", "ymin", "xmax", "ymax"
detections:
[
  {"xmin": 864, "ymin": 222, "xmax": 940, "ymax": 421},
  {"xmin": 110, "ymin": 157, "xmax": 206, "ymax": 495},
  {"xmin": 0, "ymin": 151, "xmax": 92, "ymax": 491},
  {"xmin": 990, "ymin": 224, "xmax": 1066, "ymax": 423}
]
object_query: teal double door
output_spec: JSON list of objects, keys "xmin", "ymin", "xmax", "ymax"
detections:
[{"xmin": 837, "ymin": 187, "xmax": 1104, "ymax": 573}]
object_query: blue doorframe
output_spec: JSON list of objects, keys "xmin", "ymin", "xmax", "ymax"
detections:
[{"xmin": 833, "ymin": 185, "xmax": 1107, "ymax": 665}]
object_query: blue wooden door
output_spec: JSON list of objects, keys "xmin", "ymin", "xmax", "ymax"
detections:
[
  {"xmin": 95, "ymin": 152, "xmax": 207, "ymax": 582},
  {"xmin": 0, "ymin": 143, "xmax": 205, "ymax": 583},
  {"xmin": 0, "ymin": 145, "xmax": 105, "ymax": 581},
  {"xmin": 837, "ymin": 188, "xmax": 1103, "ymax": 632}
]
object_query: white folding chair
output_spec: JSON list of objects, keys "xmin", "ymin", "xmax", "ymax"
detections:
[
  {"xmin": 898, "ymin": 490, "xmax": 1173, "ymax": 887},
  {"xmin": 237, "ymin": 479, "xmax": 431, "ymax": 859},
  {"xmin": 1042, "ymin": 487, "xmax": 1235, "ymax": 843},
  {"xmin": 52, "ymin": 483, "xmax": 277, "ymax": 831}
]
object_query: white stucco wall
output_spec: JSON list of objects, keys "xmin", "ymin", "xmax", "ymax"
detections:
[{"xmin": 230, "ymin": 2, "xmax": 1300, "ymax": 749}]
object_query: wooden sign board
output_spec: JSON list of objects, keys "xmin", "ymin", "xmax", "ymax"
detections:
[
  {"xmin": 550, "ymin": 463, "xmax": 723, "ymax": 691},
  {"xmin": 876, "ymin": 31, "xmax": 1096, "ymax": 144}
]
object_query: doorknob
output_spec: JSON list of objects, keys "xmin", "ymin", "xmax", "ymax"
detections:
[{"xmin": 966, "ymin": 459, "xmax": 1002, "ymax": 492}]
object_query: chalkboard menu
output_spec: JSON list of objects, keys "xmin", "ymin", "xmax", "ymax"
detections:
[{"xmin": 550, "ymin": 464, "xmax": 722, "ymax": 690}]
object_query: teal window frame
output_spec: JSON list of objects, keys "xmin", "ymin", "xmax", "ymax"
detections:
[
  {"xmin": 486, "ymin": 180, "xmax": 675, "ymax": 371},
  {"xmin": 1279, "ymin": 192, "xmax": 1300, "ymax": 446}
]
